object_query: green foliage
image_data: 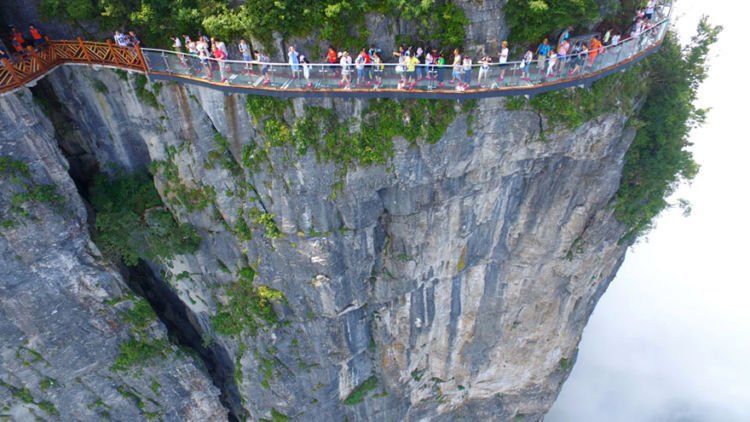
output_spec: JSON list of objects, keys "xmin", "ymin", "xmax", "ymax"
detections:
[
  {"xmin": 247, "ymin": 97, "xmax": 461, "ymax": 172},
  {"xmin": 270, "ymin": 408, "xmax": 289, "ymax": 422},
  {"xmin": 504, "ymin": 0, "xmax": 599, "ymax": 43},
  {"xmin": 11, "ymin": 184, "xmax": 63, "ymax": 207},
  {"xmin": 38, "ymin": 400, "xmax": 59, "ymax": 416},
  {"xmin": 211, "ymin": 267, "xmax": 285, "ymax": 337},
  {"xmin": 113, "ymin": 297, "xmax": 170, "ymax": 371},
  {"xmin": 0, "ymin": 157, "xmax": 31, "ymax": 179},
  {"xmin": 246, "ymin": 97, "xmax": 290, "ymax": 123},
  {"xmin": 248, "ymin": 208, "xmax": 282, "ymax": 239},
  {"xmin": 509, "ymin": 63, "xmax": 646, "ymax": 130},
  {"xmin": 124, "ymin": 297, "xmax": 158, "ymax": 331},
  {"xmin": 92, "ymin": 78, "xmax": 109, "ymax": 94},
  {"xmin": 39, "ymin": 378, "xmax": 57, "ymax": 392},
  {"xmin": 134, "ymin": 75, "xmax": 160, "ymax": 109},
  {"xmin": 342, "ymin": 376, "xmax": 378, "ymax": 405},
  {"xmin": 42, "ymin": 0, "xmax": 465, "ymax": 51},
  {"xmin": 559, "ymin": 357, "xmax": 571, "ymax": 370},
  {"xmin": 90, "ymin": 171, "xmax": 201, "ymax": 266},
  {"xmin": 615, "ymin": 21, "xmax": 721, "ymax": 240},
  {"xmin": 40, "ymin": 0, "xmax": 98, "ymax": 22},
  {"xmin": 1, "ymin": 156, "xmax": 63, "ymax": 224},
  {"xmin": 500, "ymin": 20, "xmax": 720, "ymax": 242},
  {"xmin": 259, "ymin": 357, "xmax": 275, "ymax": 389},
  {"xmin": 391, "ymin": 1, "xmax": 468, "ymax": 48},
  {"xmin": 0, "ymin": 380, "xmax": 57, "ymax": 415},
  {"xmin": 151, "ymin": 158, "xmax": 217, "ymax": 212},
  {"xmin": 113, "ymin": 338, "xmax": 169, "ymax": 371}
]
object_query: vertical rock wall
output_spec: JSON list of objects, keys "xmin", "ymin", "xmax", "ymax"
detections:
[
  {"xmin": 0, "ymin": 90, "xmax": 226, "ymax": 420},
  {"xmin": 1, "ymin": 65, "xmax": 637, "ymax": 420}
]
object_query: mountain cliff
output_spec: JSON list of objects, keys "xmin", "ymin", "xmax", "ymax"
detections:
[
  {"xmin": 1, "ymin": 62, "xmax": 635, "ymax": 420},
  {"xmin": 0, "ymin": 1, "xmax": 715, "ymax": 421}
]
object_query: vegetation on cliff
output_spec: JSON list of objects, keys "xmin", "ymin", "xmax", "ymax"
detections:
[
  {"xmin": 211, "ymin": 266, "xmax": 285, "ymax": 337},
  {"xmin": 504, "ymin": 0, "xmax": 600, "ymax": 43},
  {"xmin": 506, "ymin": 19, "xmax": 720, "ymax": 241},
  {"xmin": 90, "ymin": 171, "xmax": 201, "ymax": 266},
  {"xmin": 615, "ymin": 19, "xmax": 721, "ymax": 240},
  {"xmin": 40, "ymin": 0, "xmax": 467, "ymax": 51}
]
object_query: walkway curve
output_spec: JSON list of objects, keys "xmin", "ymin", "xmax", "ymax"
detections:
[{"xmin": 0, "ymin": 5, "xmax": 671, "ymax": 99}]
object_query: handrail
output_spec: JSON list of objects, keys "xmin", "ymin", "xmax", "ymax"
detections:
[{"xmin": 0, "ymin": 2, "xmax": 671, "ymax": 98}]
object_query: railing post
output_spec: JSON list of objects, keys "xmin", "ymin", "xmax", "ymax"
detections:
[
  {"xmin": 1, "ymin": 58, "xmax": 21, "ymax": 84},
  {"xmin": 134, "ymin": 44, "xmax": 148, "ymax": 73},
  {"xmin": 77, "ymin": 37, "xmax": 93, "ymax": 64},
  {"xmin": 47, "ymin": 39, "xmax": 57, "ymax": 64},
  {"xmin": 106, "ymin": 39, "xmax": 122, "ymax": 66},
  {"xmin": 26, "ymin": 45, "xmax": 46, "ymax": 68}
]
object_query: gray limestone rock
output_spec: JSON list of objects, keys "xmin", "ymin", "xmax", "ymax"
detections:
[
  {"xmin": 0, "ymin": 64, "xmax": 636, "ymax": 421},
  {"xmin": 0, "ymin": 89, "xmax": 226, "ymax": 421}
]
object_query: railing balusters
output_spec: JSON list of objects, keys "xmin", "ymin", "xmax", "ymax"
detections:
[{"xmin": 77, "ymin": 37, "xmax": 93, "ymax": 64}]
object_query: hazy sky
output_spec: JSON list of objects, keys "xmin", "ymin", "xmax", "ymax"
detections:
[{"xmin": 547, "ymin": 0, "xmax": 750, "ymax": 420}]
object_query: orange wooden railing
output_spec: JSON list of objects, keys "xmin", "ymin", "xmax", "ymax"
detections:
[{"xmin": 0, "ymin": 38, "xmax": 147, "ymax": 94}]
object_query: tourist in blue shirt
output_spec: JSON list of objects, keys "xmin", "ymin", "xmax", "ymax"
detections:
[
  {"xmin": 558, "ymin": 26, "xmax": 573, "ymax": 47},
  {"xmin": 536, "ymin": 38, "xmax": 551, "ymax": 73},
  {"xmin": 288, "ymin": 46, "xmax": 300, "ymax": 79}
]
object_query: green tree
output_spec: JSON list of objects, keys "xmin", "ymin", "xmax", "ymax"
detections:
[
  {"xmin": 504, "ymin": 0, "xmax": 600, "ymax": 43},
  {"xmin": 615, "ymin": 18, "xmax": 721, "ymax": 240},
  {"xmin": 90, "ymin": 171, "xmax": 201, "ymax": 266}
]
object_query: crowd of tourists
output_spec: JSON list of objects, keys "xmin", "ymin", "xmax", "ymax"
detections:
[
  {"xmin": 1, "ymin": 0, "xmax": 662, "ymax": 92},
  {"xmin": 0, "ymin": 24, "xmax": 48, "ymax": 61},
  {"xmin": 162, "ymin": 0, "xmax": 662, "ymax": 90}
]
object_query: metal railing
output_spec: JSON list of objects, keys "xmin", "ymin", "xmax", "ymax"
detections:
[{"xmin": 0, "ymin": 3, "xmax": 671, "ymax": 98}]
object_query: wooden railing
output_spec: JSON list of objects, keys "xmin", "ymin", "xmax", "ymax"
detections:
[{"xmin": 0, "ymin": 38, "xmax": 147, "ymax": 94}]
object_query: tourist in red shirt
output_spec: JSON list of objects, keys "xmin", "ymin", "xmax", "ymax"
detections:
[{"xmin": 29, "ymin": 25, "xmax": 44, "ymax": 49}]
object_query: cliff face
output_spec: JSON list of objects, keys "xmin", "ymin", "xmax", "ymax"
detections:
[
  {"xmin": 0, "ymin": 90, "xmax": 226, "ymax": 420},
  {"xmin": 1, "ymin": 60, "xmax": 634, "ymax": 421}
]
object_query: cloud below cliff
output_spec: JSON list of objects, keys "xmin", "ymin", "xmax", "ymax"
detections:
[{"xmin": 548, "ymin": 0, "xmax": 750, "ymax": 420}]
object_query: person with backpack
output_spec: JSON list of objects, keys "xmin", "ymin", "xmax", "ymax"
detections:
[
  {"xmin": 567, "ymin": 42, "xmax": 587, "ymax": 76},
  {"xmin": 536, "ymin": 38, "xmax": 551, "ymax": 75}
]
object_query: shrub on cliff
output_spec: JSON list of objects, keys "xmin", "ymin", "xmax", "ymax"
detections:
[
  {"xmin": 90, "ymin": 171, "xmax": 201, "ymax": 266},
  {"xmin": 504, "ymin": 0, "xmax": 600, "ymax": 43},
  {"xmin": 40, "ymin": 0, "xmax": 467, "ymax": 52}
]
